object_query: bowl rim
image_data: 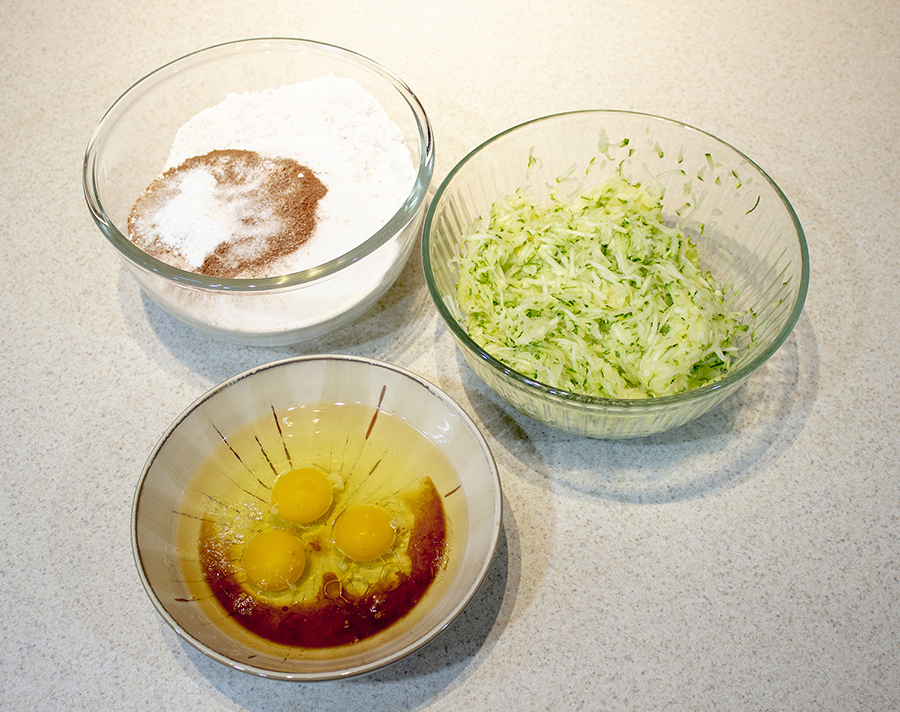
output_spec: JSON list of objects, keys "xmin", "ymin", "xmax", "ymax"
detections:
[
  {"xmin": 130, "ymin": 353, "xmax": 502, "ymax": 681},
  {"xmin": 83, "ymin": 37, "xmax": 435, "ymax": 292},
  {"xmin": 422, "ymin": 109, "xmax": 809, "ymax": 412}
]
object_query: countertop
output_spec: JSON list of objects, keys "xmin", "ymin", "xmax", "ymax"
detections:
[{"xmin": 2, "ymin": 1, "xmax": 898, "ymax": 709}]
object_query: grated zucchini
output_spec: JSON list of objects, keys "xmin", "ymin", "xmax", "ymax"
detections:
[{"xmin": 456, "ymin": 173, "xmax": 745, "ymax": 399}]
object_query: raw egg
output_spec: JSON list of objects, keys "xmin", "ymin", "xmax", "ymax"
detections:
[
  {"xmin": 271, "ymin": 466, "xmax": 333, "ymax": 524},
  {"xmin": 332, "ymin": 504, "xmax": 396, "ymax": 562},
  {"xmin": 183, "ymin": 402, "xmax": 457, "ymax": 648},
  {"xmin": 243, "ymin": 528, "xmax": 306, "ymax": 591}
]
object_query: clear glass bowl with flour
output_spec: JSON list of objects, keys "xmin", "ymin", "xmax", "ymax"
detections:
[{"xmin": 84, "ymin": 39, "xmax": 434, "ymax": 345}]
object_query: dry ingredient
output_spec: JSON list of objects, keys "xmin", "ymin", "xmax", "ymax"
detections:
[
  {"xmin": 129, "ymin": 149, "xmax": 327, "ymax": 278},
  {"xmin": 128, "ymin": 75, "xmax": 416, "ymax": 279}
]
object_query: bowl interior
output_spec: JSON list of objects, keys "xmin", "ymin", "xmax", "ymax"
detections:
[
  {"xmin": 132, "ymin": 355, "xmax": 501, "ymax": 680},
  {"xmin": 423, "ymin": 110, "xmax": 808, "ymax": 436},
  {"xmin": 86, "ymin": 37, "xmax": 434, "ymax": 288}
]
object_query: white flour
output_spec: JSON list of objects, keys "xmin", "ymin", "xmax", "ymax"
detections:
[{"xmin": 162, "ymin": 75, "xmax": 416, "ymax": 277}]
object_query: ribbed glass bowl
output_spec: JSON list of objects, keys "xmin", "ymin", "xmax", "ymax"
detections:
[
  {"xmin": 422, "ymin": 111, "xmax": 808, "ymax": 439},
  {"xmin": 132, "ymin": 355, "xmax": 501, "ymax": 680},
  {"xmin": 83, "ymin": 38, "xmax": 434, "ymax": 346}
]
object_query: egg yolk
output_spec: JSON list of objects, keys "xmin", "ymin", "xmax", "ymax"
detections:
[
  {"xmin": 270, "ymin": 466, "xmax": 333, "ymax": 524},
  {"xmin": 332, "ymin": 504, "xmax": 396, "ymax": 562},
  {"xmin": 242, "ymin": 529, "xmax": 306, "ymax": 592}
]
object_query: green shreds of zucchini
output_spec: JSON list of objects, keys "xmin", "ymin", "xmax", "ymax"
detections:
[{"xmin": 456, "ymin": 174, "xmax": 744, "ymax": 399}]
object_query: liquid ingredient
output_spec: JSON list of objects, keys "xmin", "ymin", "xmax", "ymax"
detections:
[
  {"xmin": 270, "ymin": 466, "xmax": 334, "ymax": 525},
  {"xmin": 199, "ymin": 477, "xmax": 446, "ymax": 648},
  {"xmin": 242, "ymin": 529, "xmax": 307, "ymax": 592},
  {"xmin": 177, "ymin": 400, "xmax": 462, "ymax": 649},
  {"xmin": 332, "ymin": 504, "xmax": 396, "ymax": 562}
]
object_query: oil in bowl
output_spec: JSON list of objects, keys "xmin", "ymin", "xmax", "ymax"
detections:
[{"xmin": 178, "ymin": 400, "xmax": 464, "ymax": 649}]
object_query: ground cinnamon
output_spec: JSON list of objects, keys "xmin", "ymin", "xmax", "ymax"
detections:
[{"xmin": 128, "ymin": 149, "xmax": 327, "ymax": 279}]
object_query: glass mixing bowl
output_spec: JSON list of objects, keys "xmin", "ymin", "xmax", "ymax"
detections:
[
  {"xmin": 423, "ymin": 110, "xmax": 808, "ymax": 439},
  {"xmin": 84, "ymin": 38, "xmax": 434, "ymax": 345}
]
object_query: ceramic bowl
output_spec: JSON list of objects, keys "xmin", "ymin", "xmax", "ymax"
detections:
[{"xmin": 132, "ymin": 355, "xmax": 501, "ymax": 680}]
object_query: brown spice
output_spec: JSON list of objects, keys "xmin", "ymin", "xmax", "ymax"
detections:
[{"xmin": 128, "ymin": 149, "xmax": 327, "ymax": 279}]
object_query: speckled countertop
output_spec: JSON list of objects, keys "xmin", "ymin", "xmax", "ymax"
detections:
[{"xmin": 2, "ymin": 1, "xmax": 898, "ymax": 709}]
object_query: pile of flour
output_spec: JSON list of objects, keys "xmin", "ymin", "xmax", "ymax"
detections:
[{"xmin": 159, "ymin": 75, "xmax": 416, "ymax": 277}]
